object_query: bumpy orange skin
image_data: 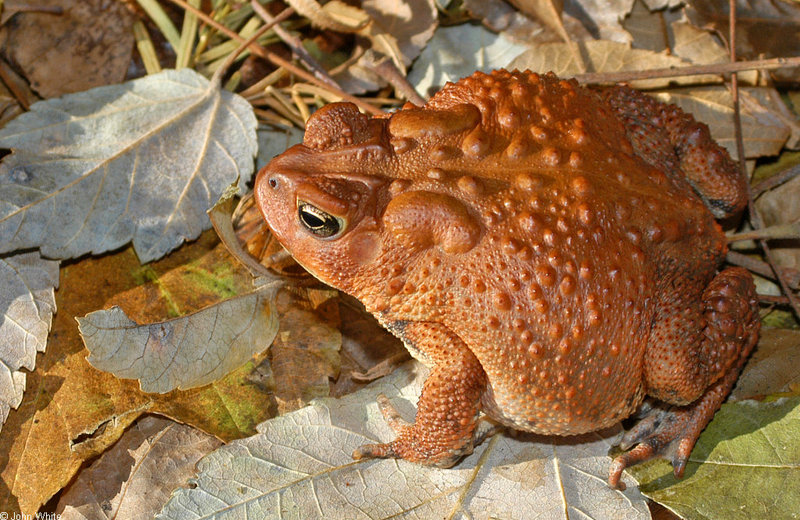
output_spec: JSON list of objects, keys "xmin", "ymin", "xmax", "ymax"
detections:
[{"xmin": 255, "ymin": 70, "xmax": 760, "ymax": 485}]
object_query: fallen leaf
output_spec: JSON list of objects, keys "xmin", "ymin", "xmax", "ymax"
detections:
[
  {"xmin": 156, "ymin": 362, "xmax": 650, "ymax": 520},
  {"xmin": 562, "ymin": 0, "xmax": 635, "ymax": 43},
  {"xmin": 57, "ymin": 416, "xmax": 222, "ymax": 520},
  {"xmin": 287, "ymin": 0, "xmax": 370, "ymax": 32},
  {"xmin": 686, "ymin": 0, "xmax": 800, "ymax": 82},
  {"xmin": 0, "ymin": 247, "xmax": 152, "ymax": 514},
  {"xmin": 0, "ymin": 0, "xmax": 134, "ymax": 98},
  {"xmin": 669, "ymin": 21, "xmax": 730, "ymax": 66},
  {"xmin": 653, "ymin": 87, "xmax": 791, "ymax": 159},
  {"xmin": 465, "ymin": 0, "xmax": 593, "ymax": 44},
  {"xmin": 407, "ymin": 24, "xmax": 528, "ymax": 98},
  {"xmin": 0, "ymin": 251, "xmax": 58, "ymax": 432},
  {"xmin": 621, "ymin": 0, "xmax": 671, "ymax": 53},
  {"xmin": 333, "ymin": 0, "xmax": 438, "ymax": 94},
  {"xmin": 628, "ymin": 397, "xmax": 800, "ymax": 520},
  {"xmin": 0, "ymin": 68, "xmax": 257, "ymax": 263},
  {"xmin": 256, "ymin": 125, "xmax": 304, "ymax": 172},
  {"xmin": 79, "ymin": 282, "xmax": 279, "ymax": 393},
  {"xmin": 270, "ymin": 288, "xmax": 341, "ymax": 414},
  {"xmin": 731, "ymin": 328, "xmax": 800, "ymax": 400},
  {"xmin": 756, "ymin": 171, "xmax": 800, "ymax": 269},
  {"xmin": 509, "ymin": 40, "xmax": 719, "ymax": 89}
]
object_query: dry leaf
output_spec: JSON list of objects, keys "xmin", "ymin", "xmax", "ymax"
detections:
[
  {"xmin": 669, "ymin": 21, "xmax": 729, "ymax": 65},
  {"xmin": 621, "ymin": 0, "xmax": 671, "ymax": 52},
  {"xmin": 270, "ymin": 288, "xmax": 342, "ymax": 414},
  {"xmin": 256, "ymin": 126, "xmax": 304, "ymax": 172},
  {"xmin": 287, "ymin": 0, "xmax": 370, "ymax": 32},
  {"xmin": 756, "ymin": 172, "xmax": 800, "ymax": 270},
  {"xmin": 157, "ymin": 363, "xmax": 650, "ymax": 520},
  {"xmin": 686, "ymin": 0, "xmax": 800, "ymax": 82},
  {"xmin": 0, "ymin": 68, "xmax": 257, "ymax": 263},
  {"xmin": 0, "ymin": 247, "xmax": 153, "ymax": 514},
  {"xmin": 408, "ymin": 24, "xmax": 528, "ymax": 98},
  {"xmin": 509, "ymin": 40, "xmax": 719, "ymax": 89},
  {"xmin": 0, "ymin": 236, "xmax": 272, "ymax": 513},
  {"xmin": 0, "ymin": 0, "xmax": 134, "ymax": 98},
  {"xmin": 79, "ymin": 283, "xmax": 279, "ymax": 393},
  {"xmin": 57, "ymin": 416, "xmax": 222, "ymax": 520},
  {"xmin": 333, "ymin": 0, "xmax": 437, "ymax": 94},
  {"xmin": 562, "ymin": 0, "xmax": 635, "ymax": 43},
  {"xmin": 0, "ymin": 251, "xmax": 58, "ymax": 432},
  {"xmin": 653, "ymin": 87, "xmax": 791, "ymax": 159},
  {"xmin": 465, "ymin": 0, "xmax": 593, "ymax": 44},
  {"xmin": 731, "ymin": 328, "xmax": 800, "ymax": 400}
]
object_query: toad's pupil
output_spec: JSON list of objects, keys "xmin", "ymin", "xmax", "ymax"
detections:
[{"xmin": 298, "ymin": 203, "xmax": 339, "ymax": 237}]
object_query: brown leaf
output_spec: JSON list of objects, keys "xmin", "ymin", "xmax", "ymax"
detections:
[
  {"xmin": 56, "ymin": 416, "xmax": 222, "ymax": 519},
  {"xmin": 270, "ymin": 288, "xmax": 342, "ymax": 414},
  {"xmin": 756, "ymin": 167, "xmax": 800, "ymax": 270},
  {"xmin": 686, "ymin": 0, "xmax": 800, "ymax": 82},
  {"xmin": 653, "ymin": 87, "xmax": 791, "ymax": 159},
  {"xmin": 731, "ymin": 328, "xmax": 800, "ymax": 400},
  {"xmin": 0, "ymin": 0, "xmax": 134, "ymax": 98},
  {"xmin": 509, "ymin": 40, "xmax": 716, "ymax": 89},
  {"xmin": 332, "ymin": 0, "xmax": 437, "ymax": 94},
  {"xmin": 464, "ymin": 0, "xmax": 593, "ymax": 44}
]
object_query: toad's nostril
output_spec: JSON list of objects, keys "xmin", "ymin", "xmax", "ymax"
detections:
[{"xmin": 268, "ymin": 177, "xmax": 278, "ymax": 188}]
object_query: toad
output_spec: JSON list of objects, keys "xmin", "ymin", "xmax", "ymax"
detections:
[{"xmin": 255, "ymin": 69, "xmax": 760, "ymax": 488}]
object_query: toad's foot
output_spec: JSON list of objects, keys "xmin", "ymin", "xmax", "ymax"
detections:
[
  {"xmin": 608, "ymin": 349, "xmax": 751, "ymax": 490},
  {"xmin": 353, "ymin": 394, "xmax": 481, "ymax": 467}
]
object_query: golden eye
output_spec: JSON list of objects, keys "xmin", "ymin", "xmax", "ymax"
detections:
[{"xmin": 297, "ymin": 202, "xmax": 345, "ymax": 238}]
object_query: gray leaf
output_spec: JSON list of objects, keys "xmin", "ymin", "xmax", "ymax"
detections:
[
  {"xmin": 0, "ymin": 251, "xmax": 58, "ymax": 430},
  {"xmin": 0, "ymin": 68, "xmax": 257, "ymax": 263},
  {"xmin": 157, "ymin": 362, "xmax": 650, "ymax": 520},
  {"xmin": 78, "ymin": 283, "xmax": 280, "ymax": 393}
]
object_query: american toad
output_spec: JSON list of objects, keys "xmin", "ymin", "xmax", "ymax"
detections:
[{"xmin": 255, "ymin": 70, "xmax": 760, "ymax": 488}]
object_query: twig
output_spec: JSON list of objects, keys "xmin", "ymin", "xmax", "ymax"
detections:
[
  {"xmin": 0, "ymin": 60, "xmax": 32, "ymax": 110},
  {"xmin": 752, "ymin": 163, "xmax": 800, "ymax": 197},
  {"xmin": 572, "ymin": 56, "xmax": 800, "ymax": 86},
  {"xmin": 249, "ymin": 1, "xmax": 340, "ymax": 90},
  {"xmin": 209, "ymin": 11, "xmax": 281, "ymax": 87},
  {"xmin": 166, "ymin": 0, "xmax": 382, "ymax": 115},
  {"xmin": 371, "ymin": 54, "xmax": 426, "ymax": 105},
  {"xmin": 728, "ymin": 222, "xmax": 800, "ymax": 243},
  {"xmin": 759, "ymin": 294, "xmax": 791, "ymax": 306},
  {"xmin": 2, "ymin": 3, "xmax": 62, "ymax": 14},
  {"xmin": 724, "ymin": 0, "xmax": 800, "ymax": 319},
  {"xmin": 727, "ymin": 251, "xmax": 800, "ymax": 290}
]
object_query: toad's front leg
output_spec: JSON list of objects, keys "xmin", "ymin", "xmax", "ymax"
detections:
[{"xmin": 352, "ymin": 321, "xmax": 487, "ymax": 467}]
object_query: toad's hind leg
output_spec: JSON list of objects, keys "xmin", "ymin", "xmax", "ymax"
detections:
[
  {"xmin": 605, "ymin": 86, "xmax": 748, "ymax": 218},
  {"xmin": 609, "ymin": 267, "xmax": 759, "ymax": 488},
  {"xmin": 352, "ymin": 321, "xmax": 488, "ymax": 467}
]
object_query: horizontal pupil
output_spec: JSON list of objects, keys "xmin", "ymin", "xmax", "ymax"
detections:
[{"xmin": 301, "ymin": 209, "xmax": 326, "ymax": 228}]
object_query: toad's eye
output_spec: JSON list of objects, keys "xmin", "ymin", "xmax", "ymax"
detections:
[{"xmin": 297, "ymin": 202, "xmax": 345, "ymax": 238}]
